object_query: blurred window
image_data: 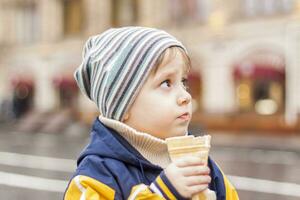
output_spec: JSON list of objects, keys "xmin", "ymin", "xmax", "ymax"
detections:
[
  {"xmin": 63, "ymin": 0, "xmax": 84, "ymax": 36},
  {"xmin": 19, "ymin": 3, "xmax": 39, "ymax": 43},
  {"xmin": 234, "ymin": 53, "xmax": 285, "ymax": 115},
  {"xmin": 112, "ymin": 0, "xmax": 138, "ymax": 27},
  {"xmin": 241, "ymin": 0, "xmax": 296, "ymax": 17},
  {"xmin": 169, "ymin": 0, "xmax": 211, "ymax": 26},
  {"xmin": 1, "ymin": 1, "xmax": 39, "ymax": 44}
]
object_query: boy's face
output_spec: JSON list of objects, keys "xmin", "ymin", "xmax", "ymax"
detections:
[{"xmin": 124, "ymin": 49, "xmax": 192, "ymax": 139}]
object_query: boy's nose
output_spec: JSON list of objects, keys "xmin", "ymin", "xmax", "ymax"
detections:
[{"xmin": 177, "ymin": 91, "xmax": 191, "ymax": 106}]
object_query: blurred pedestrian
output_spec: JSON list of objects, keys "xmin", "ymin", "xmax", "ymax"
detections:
[{"xmin": 11, "ymin": 80, "xmax": 34, "ymax": 119}]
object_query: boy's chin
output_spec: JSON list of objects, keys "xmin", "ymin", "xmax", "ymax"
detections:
[{"xmin": 164, "ymin": 129, "xmax": 187, "ymax": 139}]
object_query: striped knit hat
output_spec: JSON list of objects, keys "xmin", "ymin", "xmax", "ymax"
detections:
[{"xmin": 74, "ymin": 26, "xmax": 187, "ymax": 121}]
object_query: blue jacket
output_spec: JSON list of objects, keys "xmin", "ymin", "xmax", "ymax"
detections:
[{"xmin": 64, "ymin": 118, "xmax": 239, "ymax": 200}]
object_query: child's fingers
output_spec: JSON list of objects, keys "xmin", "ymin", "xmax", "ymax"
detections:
[
  {"xmin": 175, "ymin": 156, "xmax": 204, "ymax": 167},
  {"xmin": 185, "ymin": 175, "xmax": 211, "ymax": 186},
  {"xmin": 180, "ymin": 166, "xmax": 210, "ymax": 176},
  {"xmin": 188, "ymin": 184, "xmax": 209, "ymax": 195}
]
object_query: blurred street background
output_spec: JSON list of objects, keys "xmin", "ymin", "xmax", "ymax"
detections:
[{"xmin": 0, "ymin": 0, "xmax": 300, "ymax": 199}]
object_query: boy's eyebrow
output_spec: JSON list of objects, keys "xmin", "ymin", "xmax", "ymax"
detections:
[{"xmin": 153, "ymin": 68, "xmax": 186, "ymax": 82}]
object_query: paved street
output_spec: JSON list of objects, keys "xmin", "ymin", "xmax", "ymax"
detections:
[{"xmin": 0, "ymin": 122, "xmax": 299, "ymax": 200}]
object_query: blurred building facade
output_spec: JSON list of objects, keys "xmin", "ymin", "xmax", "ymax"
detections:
[{"xmin": 0, "ymin": 0, "xmax": 299, "ymax": 132}]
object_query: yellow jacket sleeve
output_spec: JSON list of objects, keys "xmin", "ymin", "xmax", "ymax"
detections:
[
  {"xmin": 64, "ymin": 172, "xmax": 182, "ymax": 200},
  {"xmin": 222, "ymin": 174, "xmax": 239, "ymax": 200},
  {"xmin": 64, "ymin": 175, "xmax": 116, "ymax": 200}
]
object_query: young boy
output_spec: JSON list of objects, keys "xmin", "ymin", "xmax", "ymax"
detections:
[{"xmin": 64, "ymin": 26, "xmax": 239, "ymax": 200}]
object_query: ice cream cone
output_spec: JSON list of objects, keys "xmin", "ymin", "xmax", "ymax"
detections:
[{"xmin": 166, "ymin": 135, "xmax": 216, "ymax": 200}]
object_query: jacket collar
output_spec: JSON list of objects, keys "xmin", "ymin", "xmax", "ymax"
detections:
[{"xmin": 98, "ymin": 116, "xmax": 172, "ymax": 168}]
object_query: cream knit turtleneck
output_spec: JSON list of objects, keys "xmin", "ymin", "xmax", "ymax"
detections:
[{"xmin": 98, "ymin": 116, "xmax": 172, "ymax": 169}]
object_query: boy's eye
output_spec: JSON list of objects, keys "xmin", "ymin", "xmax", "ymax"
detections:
[
  {"xmin": 160, "ymin": 79, "xmax": 171, "ymax": 88},
  {"xmin": 182, "ymin": 78, "xmax": 189, "ymax": 90}
]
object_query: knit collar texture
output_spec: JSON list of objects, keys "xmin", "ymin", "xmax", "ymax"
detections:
[{"xmin": 98, "ymin": 116, "xmax": 171, "ymax": 168}]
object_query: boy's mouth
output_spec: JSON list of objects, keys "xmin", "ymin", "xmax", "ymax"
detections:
[{"xmin": 178, "ymin": 112, "xmax": 190, "ymax": 121}]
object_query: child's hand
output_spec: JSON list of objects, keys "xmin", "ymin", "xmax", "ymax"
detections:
[{"xmin": 164, "ymin": 156, "xmax": 211, "ymax": 198}]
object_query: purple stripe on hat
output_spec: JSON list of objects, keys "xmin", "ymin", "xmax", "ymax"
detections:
[
  {"xmin": 104, "ymin": 29, "xmax": 157, "ymax": 116},
  {"xmin": 112, "ymin": 36, "xmax": 173, "ymax": 120}
]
